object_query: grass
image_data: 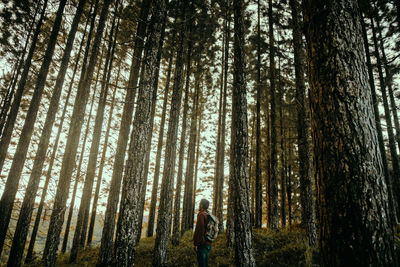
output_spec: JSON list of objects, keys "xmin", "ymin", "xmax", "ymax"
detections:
[{"xmin": 24, "ymin": 227, "xmax": 318, "ymax": 266}]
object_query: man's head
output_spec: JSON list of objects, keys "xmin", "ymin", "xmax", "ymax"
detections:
[{"xmin": 199, "ymin": 199, "xmax": 209, "ymax": 211}]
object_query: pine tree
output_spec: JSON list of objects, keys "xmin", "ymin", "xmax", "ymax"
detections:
[{"xmin": 303, "ymin": 0, "xmax": 396, "ymax": 264}]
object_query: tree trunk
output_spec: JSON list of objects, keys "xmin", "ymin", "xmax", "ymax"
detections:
[
  {"xmin": 359, "ymin": 8, "xmax": 397, "ymax": 225},
  {"xmin": 87, "ymin": 65, "xmax": 120, "ymax": 246},
  {"xmin": 152, "ymin": 1, "xmax": 188, "ymax": 266},
  {"xmin": 6, "ymin": 1, "xmax": 87, "ymax": 265},
  {"xmin": 70, "ymin": 6, "xmax": 120, "ymax": 262},
  {"xmin": 267, "ymin": 0, "xmax": 279, "ymax": 231},
  {"xmin": 96, "ymin": 1, "xmax": 151, "ymax": 265},
  {"xmin": 286, "ymin": 142, "xmax": 293, "ymax": 227},
  {"xmin": 289, "ymin": 0, "xmax": 317, "ymax": 244},
  {"xmin": 172, "ymin": 37, "xmax": 192, "ymax": 246},
  {"xmin": 43, "ymin": 0, "xmax": 111, "ymax": 265},
  {"xmin": 231, "ymin": 0, "xmax": 256, "ymax": 265},
  {"xmin": 147, "ymin": 32, "xmax": 176, "ymax": 237},
  {"xmin": 254, "ymin": 0, "xmax": 262, "ymax": 229},
  {"xmin": 279, "ymin": 91, "xmax": 286, "ymax": 228},
  {"xmin": 303, "ymin": 0, "xmax": 396, "ymax": 265},
  {"xmin": 369, "ymin": 13, "xmax": 400, "ymax": 220},
  {"xmin": 0, "ymin": 0, "xmax": 67, "ymax": 257},
  {"xmin": 113, "ymin": 0, "xmax": 166, "ymax": 265},
  {"xmin": 0, "ymin": 0, "xmax": 48, "ymax": 173}
]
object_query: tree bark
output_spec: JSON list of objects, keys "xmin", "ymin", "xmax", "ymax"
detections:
[
  {"xmin": 113, "ymin": 0, "xmax": 166, "ymax": 265},
  {"xmin": 96, "ymin": 1, "xmax": 151, "ymax": 265},
  {"xmin": 0, "ymin": 0, "xmax": 67, "ymax": 257},
  {"xmin": 231, "ymin": 0, "xmax": 256, "ymax": 265},
  {"xmin": 289, "ymin": 0, "xmax": 317, "ymax": 244},
  {"xmin": 43, "ymin": 0, "xmax": 111, "ymax": 265},
  {"xmin": 303, "ymin": 0, "xmax": 396, "ymax": 265}
]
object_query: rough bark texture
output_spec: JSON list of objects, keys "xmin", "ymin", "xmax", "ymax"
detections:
[
  {"xmin": 303, "ymin": 0, "xmax": 396, "ymax": 265},
  {"xmin": 231, "ymin": 0, "xmax": 256, "ymax": 265},
  {"xmin": 6, "ymin": 2, "xmax": 87, "ymax": 265},
  {"xmin": 0, "ymin": 0, "xmax": 67, "ymax": 257},
  {"xmin": 172, "ymin": 39, "xmax": 192, "ymax": 245},
  {"xmin": 289, "ymin": 0, "xmax": 317, "ymax": 245},
  {"xmin": 268, "ymin": 0, "xmax": 279, "ymax": 231},
  {"xmin": 359, "ymin": 9, "xmax": 397, "ymax": 225},
  {"xmin": 113, "ymin": 1, "xmax": 166, "ymax": 265},
  {"xmin": 0, "ymin": 0, "xmax": 48, "ymax": 173},
  {"xmin": 42, "ymin": 1, "xmax": 111, "ymax": 265},
  {"xmin": 96, "ymin": 1, "xmax": 150, "ymax": 265}
]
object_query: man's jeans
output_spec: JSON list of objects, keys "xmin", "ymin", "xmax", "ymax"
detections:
[{"xmin": 197, "ymin": 244, "xmax": 211, "ymax": 267}]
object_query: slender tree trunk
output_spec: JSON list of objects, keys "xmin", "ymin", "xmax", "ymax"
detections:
[
  {"xmin": 0, "ymin": 0, "xmax": 41, "ymax": 137},
  {"xmin": 359, "ymin": 8, "xmax": 398, "ymax": 225},
  {"xmin": 231, "ymin": 0, "xmax": 256, "ymax": 265},
  {"xmin": 0, "ymin": 0, "xmax": 48, "ymax": 173},
  {"xmin": 267, "ymin": 0, "xmax": 279, "ymax": 231},
  {"xmin": 286, "ymin": 141, "xmax": 293, "ymax": 227},
  {"xmin": 97, "ymin": 1, "xmax": 151, "ymax": 265},
  {"xmin": 289, "ymin": 0, "xmax": 317, "ymax": 245},
  {"xmin": 0, "ymin": 0, "xmax": 67, "ymax": 257},
  {"xmin": 6, "ymin": 2, "xmax": 87, "ymax": 265},
  {"xmin": 152, "ymin": 1, "xmax": 188, "ymax": 265},
  {"xmin": 191, "ymin": 87, "xmax": 202, "ymax": 220},
  {"xmin": 62, "ymin": 42, "xmax": 104, "ymax": 255},
  {"xmin": 43, "ymin": 1, "xmax": 111, "ymax": 265},
  {"xmin": 303, "ymin": 0, "xmax": 396, "ymax": 264},
  {"xmin": 370, "ymin": 13, "xmax": 400, "ymax": 220},
  {"xmin": 279, "ymin": 93, "xmax": 286, "ymax": 228},
  {"xmin": 87, "ymin": 65, "xmax": 120, "ymax": 246},
  {"xmin": 147, "ymin": 32, "xmax": 177, "ymax": 237},
  {"xmin": 172, "ymin": 37, "xmax": 192, "ymax": 246},
  {"xmin": 249, "ymin": 115, "xmax": 256, "ymax": 226},
  {"xmin": 254, "ymin": 0, "xmax": 262, "ymax": 229},
  {"xmin": 70, "ymin": 6, "xmax": 120, "ymax": 262},
  {"xmin": 113, "ymin": 1, "xmax": 166, "ymax": 265},
  {"xmin": 181, "ymin": 67, "xmax": 200, "ymax": 234},
  {"xmin": 25, "ymin": 8, "xmax": 92, "ymax": 258}
]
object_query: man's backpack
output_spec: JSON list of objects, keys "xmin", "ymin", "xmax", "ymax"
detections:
[{"xmin": 205, "ymin": 213, "xmax": 219, "ymax": 242}]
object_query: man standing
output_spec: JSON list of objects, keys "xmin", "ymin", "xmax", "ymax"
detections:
[{"xmin": 193, "ymin": 199, "xmax": 212, "ymax": 267}]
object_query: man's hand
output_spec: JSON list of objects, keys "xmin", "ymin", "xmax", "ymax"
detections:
[{"xmin": 194, "ymin": 245, "xmax": 197, "ymax": 251}]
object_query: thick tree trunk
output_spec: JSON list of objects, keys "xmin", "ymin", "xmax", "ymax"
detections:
[
  {"xmin": 96, "ymin": 1, "xmax": 150, "ymax": 265},
  {"xmin": 303, "ymin": 0, "xmax": 396, "ymax": 265},
  {"xmin": 289, "ymin": 0, "xmax": 317, "ymax": 244},
  {"xmin": 6, "ymin": 2, "xmax": 87, "ymax": 265},
  {"xmin": 152, "ymin": 2, "xmax": 188, "ymax": 266},
  {"xmin": 113, "ymin": 1, "xmax": 166, "ymax": 265},
  {"xmin": 43, "ymin": 1, "xmax": 111, "ymax": 265},
  {"xmin": 0, "ymin": 0, "xmax": 67, "ymax": 257},
  {"xmin": 172, "ymin": 37, "xmax": 192, "ymax": 245},
  {"xmin": 0, "ymin": 0, "xmax": 48, "ymax": 173},
  {"xmin": 231, "ymin": 0, "xmax": 256, "ymax": 265},
  {"xmin": 359, "ymin": 9, "xmax": 397, "ymax": 225},
  {"xmin": 268, "ymin": 0, "xmax": 279, "ymax": 231}
]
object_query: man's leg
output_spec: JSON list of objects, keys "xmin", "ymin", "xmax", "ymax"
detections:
[{"xmin": 197, "ymin": 245, "xmax": 210, "ymax": 267}]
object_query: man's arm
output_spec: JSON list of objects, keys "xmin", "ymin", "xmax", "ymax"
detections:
[{"xmin": 193, "ymin": 213, "xmax": 206, "ymax": 247}]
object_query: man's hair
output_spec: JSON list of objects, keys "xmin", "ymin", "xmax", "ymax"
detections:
[{"xmin": 200, "ymin": 199, "xmax": 209, "ymax": 210}]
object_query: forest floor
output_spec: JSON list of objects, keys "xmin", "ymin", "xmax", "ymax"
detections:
[{"xmin": 25, "ymin": 226, "xmax": 322, "ymax": 266}]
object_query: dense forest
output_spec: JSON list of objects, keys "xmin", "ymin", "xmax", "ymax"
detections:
[{"xmin": 0, "ymin": 0, "xmax": 399, "ymax": 266}]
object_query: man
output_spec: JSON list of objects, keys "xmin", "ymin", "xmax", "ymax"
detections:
[{"xmin": 193, "ymin": 199, "xmax": 212, "ymax": 267}]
